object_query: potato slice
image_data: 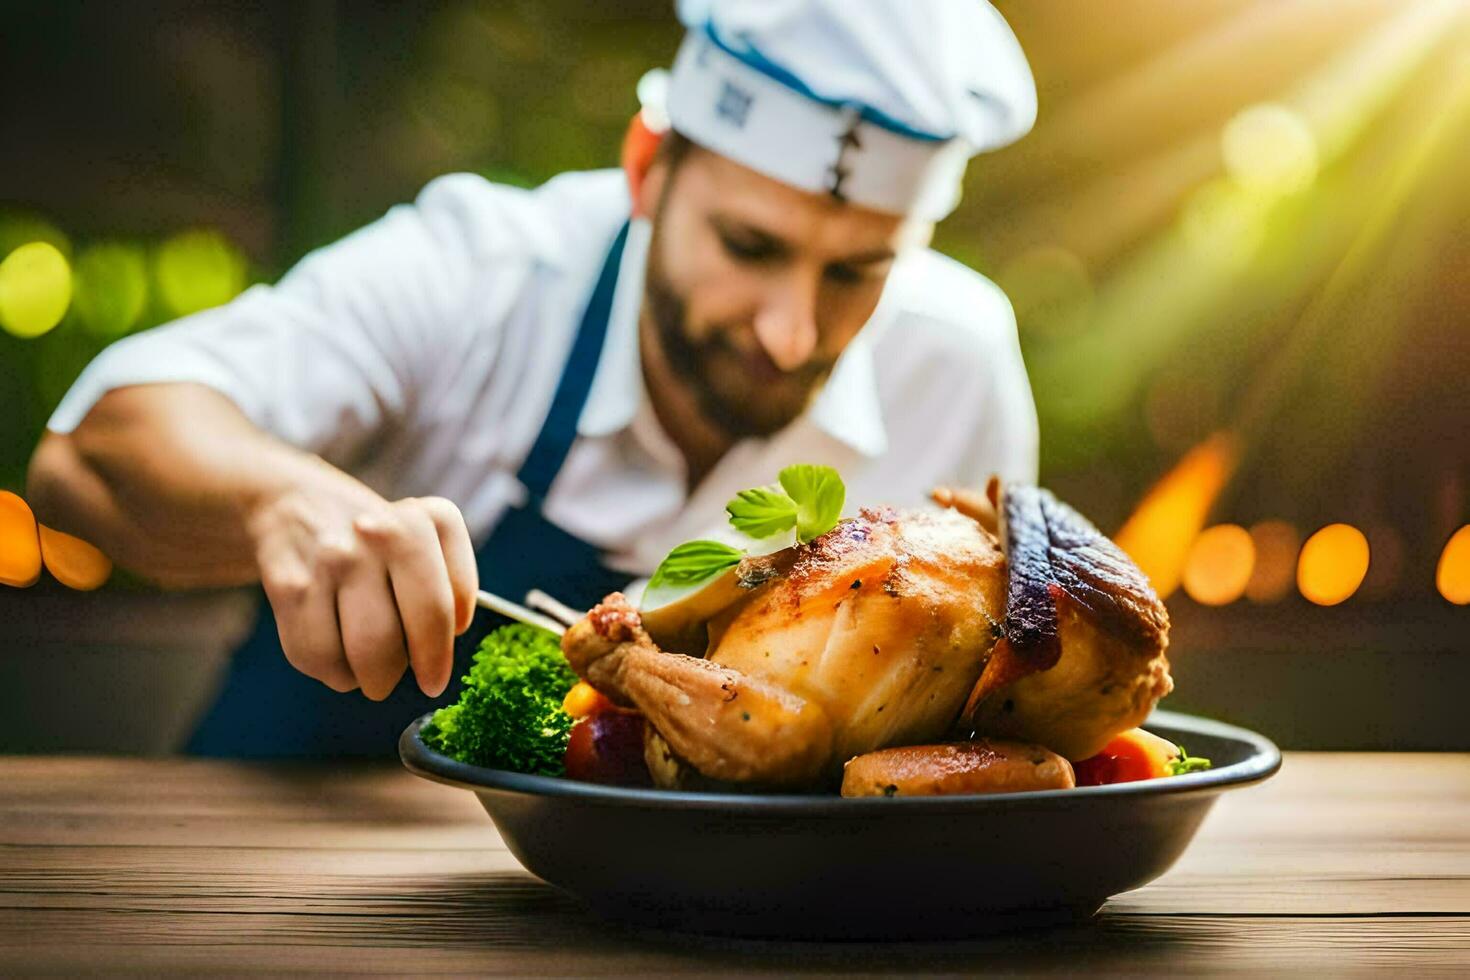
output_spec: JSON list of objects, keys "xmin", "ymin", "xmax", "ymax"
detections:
[{"xmin": 841, "ymin": 739, "xmax": 1075, "ymax": 797}]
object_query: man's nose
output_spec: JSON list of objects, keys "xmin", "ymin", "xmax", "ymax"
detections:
[{"xmin": 752, "ymin": 273, "xmax": 820, "ymax": 372}]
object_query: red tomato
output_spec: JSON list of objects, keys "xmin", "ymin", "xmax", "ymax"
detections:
[
  {"xmin": 1072, "ymin": 753, "xmax": 1118, "ymax": 787},
  {"xmin": 564, "ymin": 710, "xmax": 652, "ymax": 787}
]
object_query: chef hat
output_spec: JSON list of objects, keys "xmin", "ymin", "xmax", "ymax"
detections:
[{"xmin": 657, "ymin": 0, "xmax": 1036, "ymax": 220}]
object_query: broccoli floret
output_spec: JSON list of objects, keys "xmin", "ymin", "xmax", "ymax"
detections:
[{"xmin": 420, "ymin": 624, "xmax": 578, "ymax": 776}]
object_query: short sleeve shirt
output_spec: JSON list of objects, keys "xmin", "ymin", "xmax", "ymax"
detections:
[{"xmin": 50, "ymin": 170, "xmax": 1038, "ymax": 576}]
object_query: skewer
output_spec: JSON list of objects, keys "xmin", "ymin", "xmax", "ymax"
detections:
[
  {"xmin": 524, "ymin": 589, "xmax": 584, "ymax": 627},
  {"xmin": 475, "ymin": 589, "xmax": 567, "ymax": 636}
]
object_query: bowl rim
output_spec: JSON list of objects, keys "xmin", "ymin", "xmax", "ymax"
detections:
[{"xmin": 399, "ymin": 709, "xmax": 1281, "ymax": 812}]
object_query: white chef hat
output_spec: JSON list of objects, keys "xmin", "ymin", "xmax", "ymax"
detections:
[{"xmin": 655, "ymin": 0, "xmax": 1037, "ymax": 220}]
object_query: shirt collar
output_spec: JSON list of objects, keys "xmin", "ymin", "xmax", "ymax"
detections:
[{"xmin": 577, "ymin": 216, "xmax": 889, "ymax": 458}]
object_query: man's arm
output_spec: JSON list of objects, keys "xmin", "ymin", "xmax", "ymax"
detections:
[
  {"xmin": 28, "ymin": 174, "xmax": 528, "ymax": 699},
  {"xmin": 28, "ymin": 383, "xmax": 477, "ymax": 700}
]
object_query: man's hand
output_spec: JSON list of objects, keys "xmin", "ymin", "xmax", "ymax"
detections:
[
  {"xmin": 249, "ymin": 488, "xmax": 478, "ymax": 699},
  {"xmin": 27, "ymin": 383, "xmax": 478, "ymax": 700}
]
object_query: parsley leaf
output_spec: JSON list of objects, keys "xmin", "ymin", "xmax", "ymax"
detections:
[
  {"xmin": 647, "ymin": 539, "xmax": 744, "ymax": 591},
  {"xmin": 644, "ymin": 463, "xmax": 846, "ymax": 611},
  {"xmin": 778, "ymin": 464, "xmax": 846, "ymax": 543},
  {"xmin": 1167, "ymin": 745, "xmax": 1213, "ymax": 776},
  {"xmin": 726, "ymin": 485, "xmax": 799, "ymax": 539}
]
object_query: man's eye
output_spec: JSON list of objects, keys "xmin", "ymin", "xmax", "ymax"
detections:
[
  {"xmin": 720, "ymin": 234, "xmax": 773, "ymax": 262},
  {"xmin": 824, "ymin": 263, "xmax": 865, "ymax": 285}
]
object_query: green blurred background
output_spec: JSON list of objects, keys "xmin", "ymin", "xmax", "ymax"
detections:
[{"xmin": 1, "ymin": 0, "xmax": 1467, "ymax": 749}]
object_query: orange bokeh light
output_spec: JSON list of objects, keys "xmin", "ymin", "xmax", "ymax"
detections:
[
  {"xmin": 0, "ymin": 490, "xmax": 42, "ymax": 588},
  {"xmin": 1297, "ymin": 523, "xmax": 1370, "ymax": 606},
  {"xmin": 1437, "ymin": 525, "xmax": 1470, "ymax": 605},
  {"xmin": 1182, "ymin": 524, "xmax": 1255, "ymax": 606}
]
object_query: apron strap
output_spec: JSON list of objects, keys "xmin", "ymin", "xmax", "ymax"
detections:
[
  {"xmin": 185, "ymin": 217, "xmax": 636, "ymax": 758},
  {"xmin": 517, "ymin": 220, "xmax": 631, "ymax": 503}
]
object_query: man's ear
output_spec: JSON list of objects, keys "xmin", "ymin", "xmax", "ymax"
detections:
[{"xmin": 621, "ymin": 114, "xmax": 665, "ymax": 218}]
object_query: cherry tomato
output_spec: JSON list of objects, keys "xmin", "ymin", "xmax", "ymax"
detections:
[
  {"xmin": 564, "ymin": 710, "xmax": 651, "ymax": 786},
  {"xmin": 563, "ymin": 681, "xmax": 616, "ymax": 719}
]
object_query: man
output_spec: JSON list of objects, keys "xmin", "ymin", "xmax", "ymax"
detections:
[{"xmin": 27, "ymin": 0, "xmax": 1040, "ymax": 754}]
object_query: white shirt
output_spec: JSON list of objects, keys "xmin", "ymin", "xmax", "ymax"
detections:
[{"xmin": 50, "ymin": 170, "xmax": 1038, "ymax": 578}]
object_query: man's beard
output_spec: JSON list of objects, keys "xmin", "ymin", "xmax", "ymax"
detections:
[{"xmin": 643, "ymin": 242, "xmax": 835, "ymax": 439}]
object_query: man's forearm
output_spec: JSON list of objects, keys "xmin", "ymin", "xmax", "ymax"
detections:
[
  {"xmin": 28, "ymin": 384, "xmax": 328, "ymax": 588},
  {"xmin": 28, "ymin": 381, "xmax": 477, "ymax": 698}
]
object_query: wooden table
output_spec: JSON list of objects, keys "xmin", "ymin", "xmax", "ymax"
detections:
[{"xmin": 2, "ymin": 754, "xmax": 1467, "ymax": 975}]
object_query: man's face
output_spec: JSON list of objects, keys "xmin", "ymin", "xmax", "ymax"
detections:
[{"xmin": 643, "ymin": 146, "xmax": 921, "ymax": 437}]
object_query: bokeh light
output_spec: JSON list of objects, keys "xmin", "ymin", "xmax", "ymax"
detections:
[
  {"xmin": 72, "ymin": 242, "xmax": 149, "ymax": 339},
  {"xmin": 1297, "ymin": 523, "xmax": 1371, "ymax": 606},
  {"xmin": 1245, "ymin": 520, "xmax": 1300, "ymax": 603},
  {"xmin": 1221, "ymin": 103, "xmax": 1319, "ymax": 196},
  {"xmin": 0, "ymin": 490, "xmax": 42, "ymax": 588},
  {"xmin": 1436, "ymin": 525, "xmax": 1470, "ymax": 605},
  {"xmin": 154, "ymin": 230, "xmax": 246, "ymax": 317},
  {"xmin": 1179, "ymin": 177, "xmax": 1269, "ymax": 267},
  {"xmin": 0, "ymin": 242, "xmax": 73, "ymax": 339},
  {"xmin": 1182, "ymin": 523, "xmax": 1255, "ymax": 606}
]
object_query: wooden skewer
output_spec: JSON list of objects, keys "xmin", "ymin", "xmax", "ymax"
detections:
[
  {"xmin": 475, "ymin": 590, "xmax": 567, "ymax": 636},
  {"xmin": 524, "ymin": 589, "xmax": 584, "ymax": 627}
]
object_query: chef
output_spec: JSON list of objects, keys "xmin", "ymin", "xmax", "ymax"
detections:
[{"xmin": 27, "ymin": 0, "xmax": 1040, "ymax": 755}]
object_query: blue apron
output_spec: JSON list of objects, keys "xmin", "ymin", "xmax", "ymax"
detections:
[{"xmin": 188, "ymin": 222, "xmax": 634, "ymax": 757}]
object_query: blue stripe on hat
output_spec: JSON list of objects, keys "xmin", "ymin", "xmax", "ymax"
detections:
[{"xmin": 702, "ymin": 21, "xmax": 953, "ymax": 144}]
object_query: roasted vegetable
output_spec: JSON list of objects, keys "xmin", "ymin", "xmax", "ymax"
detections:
[
  {"xmin": 565, "ymin": 709, "xmax": 651, "ymax": 786},
  {"xmin": 841, "ymin": 739, "xmax": 1075, "ymax": 797},
  {"xmin": 1072, "ymin": 727, "xmax": 1212, "ymax": 785},
  {"xmin": 421, "ymin": 625, "xmax": 577, "ymax": 776}
]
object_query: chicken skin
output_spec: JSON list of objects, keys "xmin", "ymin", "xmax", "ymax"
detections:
[
  {"xmin": 561, "ymin": 484, "xmax": 1173, "ymax": 791},
  {"xmin": 956, "ymin": 482, "xmax": 1173, "ymax": 760},
  {"xmin": 563, "ymin": 507, "xmax": 1007, "ymax": 788}
]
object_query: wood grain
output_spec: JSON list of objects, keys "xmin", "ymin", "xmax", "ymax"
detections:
[{"xmin": 2, "ymin": 753, "xmax": 1468, "ymax": 975}]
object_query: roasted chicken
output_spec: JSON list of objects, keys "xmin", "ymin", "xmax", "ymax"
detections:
[{"xmin": 561, "ymin": 483, "xmax": 1172, "ymax": 791}]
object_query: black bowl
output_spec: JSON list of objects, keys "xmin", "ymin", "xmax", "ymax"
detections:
[{"xmin": 399, "ymin": 710, "xmax": 1279, "ymax": 940}]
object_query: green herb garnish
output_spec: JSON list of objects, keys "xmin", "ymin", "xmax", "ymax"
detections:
[
  {"xmin": 647, "ymin": 539, "xmax": 745, "ymax": 591},
  {"xmin": 1167, "ymin": 745, "xmax": 1213, "ymax": 776},
  {"xmin": 777, "ymin": 464, "xmax": 846, "ymax": 543},
  {"xmin": 726, "ymin": 485, "xmax": 799, "ymax": 539},
  {"xmin": 420, "ymin": 624, "xmax": 576, "ymax": 776},
  {"xmin": 646, "ymin": 464, "xmax": 849, "ymax": 603},
  {"xmin": 724, "ymin": 464, "xmax": 846, "ymax": 543}
]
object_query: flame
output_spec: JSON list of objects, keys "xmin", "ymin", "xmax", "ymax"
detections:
[{"xmin": 1114, "ymin": 432, "xmax": 1240, "ymax": 598}]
